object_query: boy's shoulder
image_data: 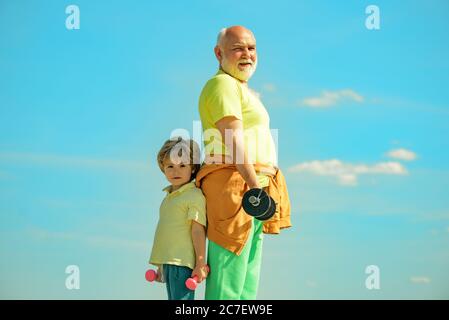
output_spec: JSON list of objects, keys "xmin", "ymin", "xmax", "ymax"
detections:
[
  {"xmin": 181, "ymin": 183, "xmax": 205, "ymax": 203},
  {"xmin": 186, "ymin": 184, "xmax": 205, "ymax": 197}
]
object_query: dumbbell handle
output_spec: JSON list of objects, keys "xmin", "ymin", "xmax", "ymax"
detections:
[
  {"xmin": 146, "ymin": 265, "xmax": 210, "ymax": 289},
  {"xmin": 249, "ymin": 187, "xmax": 269, "ymax": 205},
  {"xmin": 185, "ymin": 275, "xmax": 200, "ymax": 290},
  {"xmin": 185, "ymin": 265, "xmax": 210, "ymax": 290}
]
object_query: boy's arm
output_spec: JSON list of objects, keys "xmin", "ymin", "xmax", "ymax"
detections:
[{"xmin": 191, "ymin": 221, "xmax": 208, "ymax": 282}]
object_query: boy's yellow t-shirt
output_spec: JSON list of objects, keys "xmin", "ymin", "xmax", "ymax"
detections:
[
  {"xmin": 149, "ymin": 181, "xmax": 207, "ymax": 270},
  {"xmin": 198, "ymin": 69, "xmax": 277, "ymax": 187}
]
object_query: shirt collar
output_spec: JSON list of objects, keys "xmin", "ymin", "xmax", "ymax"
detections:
[
  {"xmin": 215, "ymin": 68, "xmax": 247, "ymax": 85},
  {"xmin": 216, "ymin": 68, "xmax": 235, "ymax": 79},
  {"xmin": 162, "ymin": 181, "xmax": 195, "ymax": 196}
]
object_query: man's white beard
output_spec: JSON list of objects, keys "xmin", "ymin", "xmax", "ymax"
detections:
[{"xmin": 221, "ymin": 56, "xmax": 257, "ymax": 82}]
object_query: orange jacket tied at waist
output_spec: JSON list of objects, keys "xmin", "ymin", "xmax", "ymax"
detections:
[{"xmin": 195, "ymin": 163, "xmax": 292, "ymax": 255}]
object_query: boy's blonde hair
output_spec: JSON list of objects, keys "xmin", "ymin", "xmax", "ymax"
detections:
[{"xmin": 157, "ymin": 137, "xmax": 201, "ymax": 180}]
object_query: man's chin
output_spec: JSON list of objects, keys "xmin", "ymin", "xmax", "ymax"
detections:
[
  {"xmin": 227, "ymin": 69, "xmax": 255, "ymax": 82},
  {"xmin": 238, "ymin": 72, "xmax": 255, "ymax": 82}
]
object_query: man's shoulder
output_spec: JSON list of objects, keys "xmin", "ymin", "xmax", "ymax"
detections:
[{"xmin": 201, "ymin": 71, "xmax": 239, "ymax": 94}]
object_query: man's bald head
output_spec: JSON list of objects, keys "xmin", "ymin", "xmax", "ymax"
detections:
[
  {"xmin": 216, "ymin": 26, "xmax": 256, "ymax": 49},
  {"xmin": 214, "ymin": 26, "xmax": 258, "ymax": 82}
]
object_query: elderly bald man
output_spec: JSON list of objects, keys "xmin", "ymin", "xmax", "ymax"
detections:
[{"xmin": 196, "ymin": 26, "xmax": 292, "ymax": 300}]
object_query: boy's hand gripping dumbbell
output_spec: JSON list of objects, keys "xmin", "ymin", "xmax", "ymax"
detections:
[{"xmin": 186, "ymin": 265, "xmax": 210, "ymax": 290}]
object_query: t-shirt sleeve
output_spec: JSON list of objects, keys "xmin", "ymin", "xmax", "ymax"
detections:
[
  {"xmin": 205, "ymin": 76, "xmax": 243, "ymax": 124},
  {"xmin": 187, "ymin": 191, "xmax": 207, "ymax": 227}
]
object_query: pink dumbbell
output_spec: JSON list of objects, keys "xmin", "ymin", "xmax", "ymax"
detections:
[
  {"xmin": 185, "ymin": 265, "xmax": 210, "ymax": 290},
  {"xmin": 145, "ymin": 269, "xmax": 157, "ymax": 282}
]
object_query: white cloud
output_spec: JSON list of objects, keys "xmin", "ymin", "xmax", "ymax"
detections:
[
  {"xmin": 301, "ymin": 89, "xmax": 364, "ymax": 107},
  {"xmin": 288, "ymin": 159, "xmax": 408, "ymax": 186},
  {"xmin": 430, "ymin": 229, "xmax": 440, "ymax": 236},
  {"xmin": 0, "ymin": 151, "xmax": 149, "ymax": 172},
  {"xmin": 338, "ymin": 174, "xmax": 358, "ymax": 186},
  {"xmin": 412, "ymin": 211, "xmax": 449, "ymax": 222},
  {"xmin": 262, "ymin": 83, "xmax": 276, "ymax": 93},
  {"xmin": 410, "ymin": 276, "xmax": 431, "ymax": 284},
  {"xmin": 387, "ymin": 148, "xmax": 417, "ymax": 161}
]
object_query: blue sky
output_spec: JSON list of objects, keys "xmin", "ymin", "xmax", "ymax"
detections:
[{"xmin": 1, "ymin": 0, "xmax": 448, "ymax": 299}]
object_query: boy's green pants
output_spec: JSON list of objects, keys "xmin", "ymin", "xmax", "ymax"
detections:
[{"xmin": 205, "ymin": 219, "xmax": 264, "ymax": 300}]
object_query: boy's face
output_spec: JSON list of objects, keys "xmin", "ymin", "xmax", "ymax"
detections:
[{"xmin": 162, "ymin": 155, "xmax": 192, "ymax": 189}]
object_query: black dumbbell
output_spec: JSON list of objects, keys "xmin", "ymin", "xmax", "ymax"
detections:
[{"xmin": 242, "ymin": 188, "xmax": 276, "ymax": 221}]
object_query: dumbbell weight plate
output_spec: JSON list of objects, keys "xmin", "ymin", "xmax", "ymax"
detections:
[
  {"xmin": 242, "ymin": 188, "xmax": 275, "ymax": 220},
  {"xmin": 257, "ymin": 199, "xmax": 276, "ymax": 221}
]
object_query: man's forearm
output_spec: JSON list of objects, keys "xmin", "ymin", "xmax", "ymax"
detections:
[
  {"xmin": 233, "ymin": 135, "xmax": 259, "ymax": 189},
  {"xmin": 236, "ymin": 163, "xmax": 259, "ymax": 189},
  {"xmin": 216, "ymin": 118, "xmax": 260, "ymax": 189}
]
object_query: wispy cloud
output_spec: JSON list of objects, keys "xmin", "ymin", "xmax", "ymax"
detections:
[
  {"xmin": 430, "ymin": 229, "xmax": 440, "ymax": 236},
  {"xmin": 410, "ymin": 276, "xmax": 431, "ymax": 284},
  {"xmin": 411, "ymin": 210, "xmax": 449, "ymax": 222},
  {"xmin": 387, "ymin": 148, "xmax": 417, "ymax": 161},
  {"xmin": 28, "ymin": 227, "xmax": 148, "ymax": 250},
  {"xmin": 262, "ymin": 83, "xmax": 276, "ymax": 93},
  {"xmin": 288, "ymin": 159, "xmax": 408, "ymax": 186},
  {"xmin": 371, "ymin": 96, "xmax": 449, "ymax": 116},
  {"xmin": 0, "ymin": 152, "xmax": 150, "ymax": 172},
  {"xmin": 300, "ymin": 89, "xmax": 364, "ymax": 107}
]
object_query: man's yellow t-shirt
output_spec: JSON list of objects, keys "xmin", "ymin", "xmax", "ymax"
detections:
[
  {"xmin": 149, "ymin": 181, "xmax": 207, "ymax": 270},
  {"xmin": 198, "ymin": 69, "xmax": 277, "ymax": 187}
]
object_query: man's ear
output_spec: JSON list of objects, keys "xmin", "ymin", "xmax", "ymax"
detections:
[{"xmin": 214, "ymin": 45, "xmax": 222, "ymax": 62}]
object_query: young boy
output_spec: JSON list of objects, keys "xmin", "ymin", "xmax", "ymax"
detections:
[{"xmin": 149, "ymin": 137, "xmax": 208, "ymax": 300}]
